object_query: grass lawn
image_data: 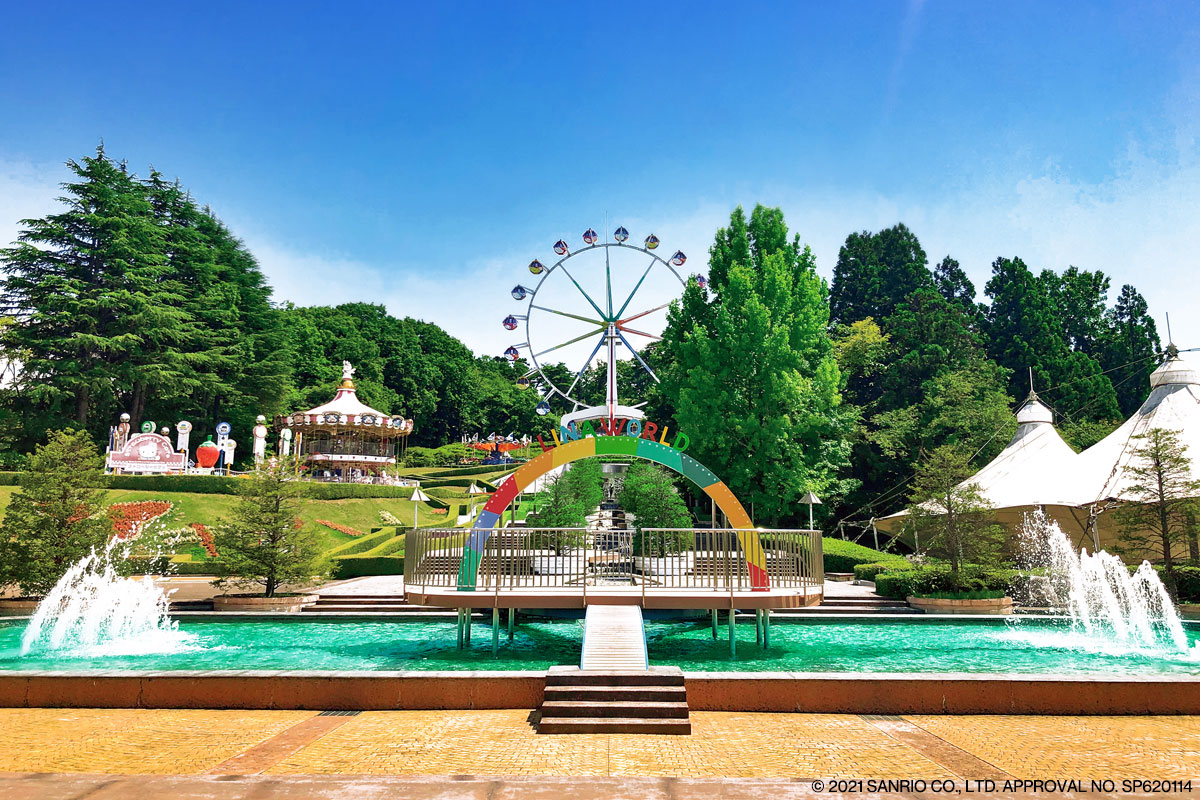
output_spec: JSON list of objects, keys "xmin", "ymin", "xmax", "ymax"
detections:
[{"xmin": 0, "ymin": 486, "xmax": 455, "ymax": 557}]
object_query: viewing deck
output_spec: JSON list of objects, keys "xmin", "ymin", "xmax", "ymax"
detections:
[{"xmin": 404, "ymin": 527, "xmax": 824, "ymax": 610}]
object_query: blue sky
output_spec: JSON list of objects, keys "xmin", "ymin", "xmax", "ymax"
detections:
[{"xmin": 2, "ymin": 1, "xmax": 1199, "ymax": 355}]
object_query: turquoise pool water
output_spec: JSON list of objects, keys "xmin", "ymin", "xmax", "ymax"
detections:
[
  {"xmin": 1, "ymin": 616, "xmax": 1198, "ymax": 675},
  {"xmin": 0, "ymin": 617, "xmax": 584, "ymax": 672},
  {"xmin": 645, "ymin": 618, "xmax": 1200, "ymax": 676}
]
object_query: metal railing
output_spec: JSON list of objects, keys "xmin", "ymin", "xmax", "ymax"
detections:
[{"xmin": 404, "ymin": 526, "xmax": 823, "ymax": 594}]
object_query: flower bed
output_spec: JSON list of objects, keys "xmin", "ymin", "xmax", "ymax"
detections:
[
  {"xmin": 316, "ymin": 519, "xmax": 364, "ymax": 536},
  {"xmin": 108, "ymin": 501, "xmax": 174, "ymax": 541},
  {"xmin": 189, "ymin": 522, "xmax": 218, "ymax": 557}
]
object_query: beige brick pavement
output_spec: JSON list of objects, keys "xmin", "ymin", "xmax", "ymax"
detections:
[{"xmin": 0, "ymin": 709, "xmax": 1197, "ymax": 780}]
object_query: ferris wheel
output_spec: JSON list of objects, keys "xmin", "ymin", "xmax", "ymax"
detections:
[{"xmin": 502, "ymin": 226, "xmax": 701, "ymax": 424}]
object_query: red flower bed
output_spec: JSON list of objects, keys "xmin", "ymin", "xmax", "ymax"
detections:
[
  {"xmin": 316, "ymin": 519, "xmax": 364, "ymax": 536},
  {"xmin": 108, "ymin": 501, "xmax": 174, "ymax": 541},
  {"xmin": 431, "ymin": 507, "xmax": 448, "ymax": 515},
  {"xmin": 189, "ymin": 522, "xmax": 218, "ymax": 557}
]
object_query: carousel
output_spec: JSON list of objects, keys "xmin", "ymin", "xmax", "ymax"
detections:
[{"xmin": 274, "ymin": 361, "xmax": 414, "ymax": 482}]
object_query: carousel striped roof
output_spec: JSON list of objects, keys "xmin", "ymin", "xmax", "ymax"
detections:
[{"xmin": 303, "ymin": 381, "xmax": 390, "ymax": 420}]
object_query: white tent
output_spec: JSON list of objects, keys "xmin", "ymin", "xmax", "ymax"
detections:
[
  {"xmin": 1067, "ymin": 348, "xmax": 1200, "ymax": 549},
  {"xmin": 876, "ymin": 393, "xmax": 1088, "ymax": 538},
  {"xmin": 877, "ymin": 348, "xmax": 1200, "ymax": 554}
]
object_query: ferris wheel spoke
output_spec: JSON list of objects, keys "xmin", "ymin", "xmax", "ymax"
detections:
[
  {"xmin": 617, "ymin": 325, "xmax": 662, "ymax": 341},
  {"xmin": 618, "ymin": 302, "xmax": 670, "ymax": 325},
  {"xmin": 614, "ymin": 328, "xmax": 659, "ymax": 383},
  {"xmin": 531, "ymin": 325, "xmax": 606, "ymax": 359},
  {"xmin": 614, "ymin": 256, "xmax": 656, "ymax": 320},
  {"xmin": 530, "ymin": 304, "xmax": 604, "ymax": 327},
  {"xmin": 557, "ymin": 262, "xmax": 608, "ymax": 321},
  {"xmin": 564, "ymin": 333, "xmax": 608, "ymax": 397},
  {"xmin": 605, "ymin": 246, "xmax": 613, "ymax": 318}
]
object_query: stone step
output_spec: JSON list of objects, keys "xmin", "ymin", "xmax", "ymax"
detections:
[
  {"xmin": 546, "ymin": 668, "xmax": 684, "ymax": 688},
  {"xmin": 820, "ymin": 599, "xmax": 909, "ymax": 606},
  {"xmin": 315, "ymin": 595, "xmax": 409, "ymax": 602},
  {"xmin": 303, "ymin": 604, "xmax": 445, "ymax": 613},
  {"xmin": 543, "ymin": 685, "xmax": 686, "ymax": 703},
  {"xmin": 537, "ymin": 717, "xmax": 692, "ymax": 735},
  {"xmin": 540, "ymin": 700, "xmax": 689, "ymax": 719},
  {"xmin": 774, "ymin": 606, "xmax": 924, "ymax": 615}
]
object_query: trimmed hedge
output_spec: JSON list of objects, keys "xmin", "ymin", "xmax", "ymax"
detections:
[
  {"xmin": 0, "ymin": 471, "xmax": 444, "ymax": 500},
  {"xmin": 853, "ymin": 561, "xmax": 914, "ymax": 582},
  {"xmin": 874, "ymin": 565, "xmax": 1017, "ymax": 599},
  {"xmin": 410, "ymin": 465, "xmax": 515, "ymax": 479},
  {"xmin": 822, "ymin": 538, "xmax": 908, "ymax": 573},
  {"xmin": 360, "ymin": 535, "xmax": 405, "ymax": 557},
  {"xmin": 419, "ymin": 477, "xmax": 498, "ymax": 491},
  {"xmin": 324, "ymin": 529, "xmax": 399, "ymax": 558},
  {"xmin": 331, "ymin": 555, "xmax": 404, "ymax": 579}
]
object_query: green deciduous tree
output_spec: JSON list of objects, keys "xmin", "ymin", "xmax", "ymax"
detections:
[
  {"xmin": 659, "ymin": 205, "xmax": 855, "ymax": 525},
  {"xmin": 212, "ymin": 458, "xmax": 328, "ymax": 597},
  {"xmin": 619, "ymin": 462, "xmax": 692, "ymax": 554},
  {"xmin": 0, "ymin": 429, "xmax": 113, "ymax": 596}
]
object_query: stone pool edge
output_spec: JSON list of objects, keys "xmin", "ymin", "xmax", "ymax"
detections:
[{"xmin": 0, "ymin": 670, "xmax": 1197, "ymax": 714}]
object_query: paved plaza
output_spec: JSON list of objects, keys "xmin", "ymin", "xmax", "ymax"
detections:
[{"xmin": 0, "ymin": 709, "xmax": 1197, "ymax": 783}]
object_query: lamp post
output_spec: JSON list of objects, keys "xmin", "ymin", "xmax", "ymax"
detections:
[{"xmin": 799, "ymin": 491, "xmax": 822, "ymax": 530}]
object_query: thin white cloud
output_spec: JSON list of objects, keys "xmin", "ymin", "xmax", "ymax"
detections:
[
  {"xmin": 0, "ymin": 158, "xmax": 65, "ymax": 253},
  {"xmin": 2, "ymin": 112, "xmax": 1198, "ymax": 358}
]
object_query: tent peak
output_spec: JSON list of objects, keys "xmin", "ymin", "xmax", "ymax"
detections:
[
  {"xmin": 1016, "ymin": 392, "xmax": 1054, "ymax": 425},
  {"xmin": 1149, "ymin": 347, "xmax": 1199, "ymax": 389}
]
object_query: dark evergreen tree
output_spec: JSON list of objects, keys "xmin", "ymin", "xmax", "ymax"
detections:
[
  {"xmin": 1, "ymin": 146, "xmax": 173, "ymax": 429},
  {"xmin": 829, "ymin": 222, "xmax": 932, "ymax": 325},
  {"xmin": 932, "ymin": 256, "xmax": 979, "ymax": 323},
  {"xmin": 1100, "ymin": 285, "xmax": 1162, "ymax": 416},
  {"xmin": 983, "ymin": 257, "xmax": 1119, "ymax": 422},
  {"xmin": 1044, "ymin": 266, "xmax": 1110, "ymax": 356}
]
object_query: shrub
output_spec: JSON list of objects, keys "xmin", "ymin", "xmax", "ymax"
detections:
[
  {"xmin": 822, "ymin": 538, "xmax": 908, "ymax": 573},
  {"xmin": 331, "ymin": 555, "xmax": 404, "ymax": 579},
  {"xmin": 874, "ymin": 564, "xmax": 1017, "ymax": 599},
  {"xmin": 171, "ymin": 557, "xmax": 222, "ymax": 576},
  {"xmin": 853, "ymin": 561, "xmax": 913, "ymax": 582},
  {"xmin": 1165, "ymin": 565, "xmax": 1200, "ymax": 603}
]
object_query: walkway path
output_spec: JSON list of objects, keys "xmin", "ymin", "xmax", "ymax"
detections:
[
  {"xmin": 580, "ymin": 605, "xmax": 647, "ymax": 670},
  {"xmin": 0, "ymin": 709, "xmax": 1197, "ymax": 782}
]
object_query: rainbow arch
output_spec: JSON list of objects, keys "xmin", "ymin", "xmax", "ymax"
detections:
[{"xmin": 456, "ymin": 435, "xmax": 768, "ymax": 590}]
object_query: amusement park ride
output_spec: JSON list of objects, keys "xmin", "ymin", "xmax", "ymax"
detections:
[{"xmin": 502, "ymin": 226, "xmax": 700, "ymax": 429}]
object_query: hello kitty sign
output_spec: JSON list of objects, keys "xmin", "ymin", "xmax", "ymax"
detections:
[{"xmin": 106, "ymin": 432, "xmax": 186, "ymax": 474}]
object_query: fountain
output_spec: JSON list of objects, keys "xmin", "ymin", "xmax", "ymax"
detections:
[
  {"xmin": 20, "ymin": 539, "xmax": 195, "ymax": 657},
  {"xmin": 1018, "ymin": 509, "xmax": 1192, "ymax": 653}
]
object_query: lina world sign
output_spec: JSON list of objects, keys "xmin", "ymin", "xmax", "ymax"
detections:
[{"xmin": 537, "ymin": 417, "xmax": 689, "ymax": 453}]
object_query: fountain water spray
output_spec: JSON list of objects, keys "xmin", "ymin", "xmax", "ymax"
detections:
[
  {"xmin": 20, "ymin": 538, "xmax": 193, "ymax": 656},
  {"xmin": 1018, "ymin": 509, "xmax": 1190, "ymax": 653}
]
